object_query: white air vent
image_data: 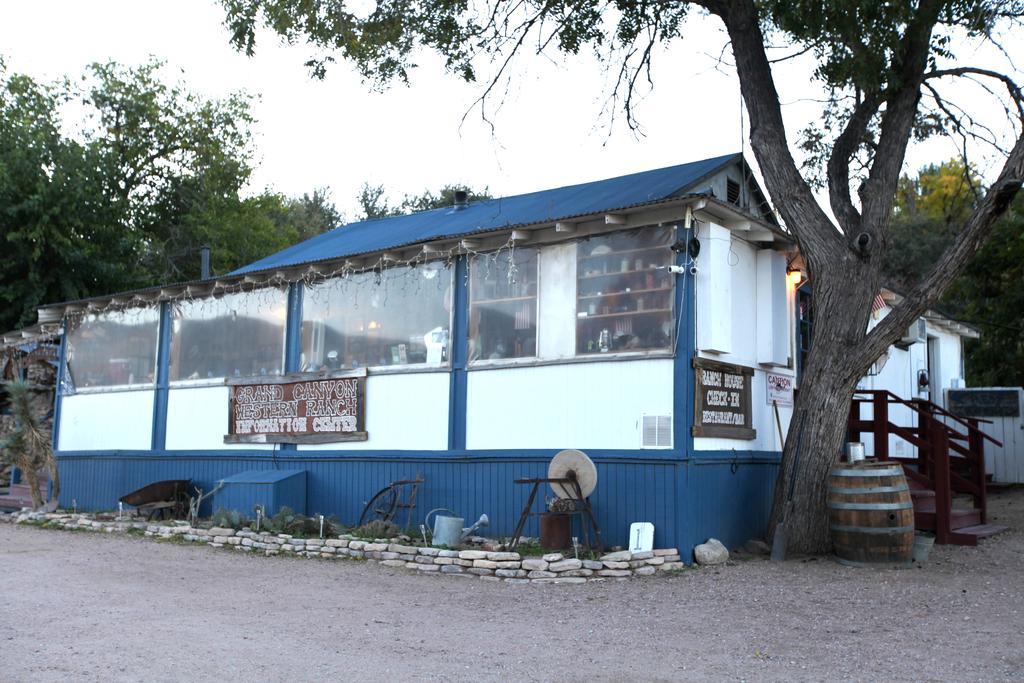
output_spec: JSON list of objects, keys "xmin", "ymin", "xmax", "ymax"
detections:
[{"xmin": 641, "ymin": 415, "xmax": 672, "ymax": 449}]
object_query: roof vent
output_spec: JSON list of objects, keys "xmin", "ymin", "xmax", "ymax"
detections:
[{"xmin": 453, "ymin": 190, "xmax": 469, "ymax": 209}]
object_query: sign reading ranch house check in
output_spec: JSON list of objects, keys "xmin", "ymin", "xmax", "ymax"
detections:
[
  {"xmin": 225, "ymin": 369, "xmax": 367, "ymax": 444},
  {"xmin": 692, "ymin": 358, "xmax": 756, "ymax": 440}
]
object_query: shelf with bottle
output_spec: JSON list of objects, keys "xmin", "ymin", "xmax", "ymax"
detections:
[
  {"xmin": 577, "ymin": 308, "xmax": 672, "ymax": 321},
  {"xmin": 577, "ymin": 286, "xmax": 672, "ymax": 301},
  {"xmin": 470, "ymin": 294, "xmax": 536, "ymax": 305},
  {"xmin": 577, "ymin": 244, "xmax": 669, "ymax": 261}
]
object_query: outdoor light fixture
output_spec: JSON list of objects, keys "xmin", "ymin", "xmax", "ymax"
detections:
[{"xmin": 787, "ymin": 270, "xmax": 804, "ymax": 286}]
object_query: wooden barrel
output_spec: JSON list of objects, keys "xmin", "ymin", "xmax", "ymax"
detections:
[{"xmin": 827, "ymin": 462, "xmax": 914, "ymax": 566}]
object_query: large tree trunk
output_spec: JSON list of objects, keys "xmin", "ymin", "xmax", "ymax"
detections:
[{"xmin": 768, "ymin": 265, "xmax": 879, "ymax": 554}]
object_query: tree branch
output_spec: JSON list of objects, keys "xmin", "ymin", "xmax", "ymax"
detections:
[
  {"xmin": 826, "ymin": 91, "xmax": 882, "ymax": 235},
  {"xmin": 924, "ymin": 66, "xmax": 1024, "ymax": 119},
  {"xmin": 857, "ymin": 0, "xmax": 942, "ymax": 245},
  {"xmin": 860, "ymin": 131, "xmax": 1024, "ymax": 365},
  {"xmin": 705, "ymin": 0, "xmax": 842, "ymax": 265}
]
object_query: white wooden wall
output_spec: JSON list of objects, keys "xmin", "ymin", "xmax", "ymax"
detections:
[
  {"xmin": 166, "ymin": 386, "xmax": 274, "ymax": 451},
  {"xmin": 692, "ymin": 226, "xmax": 796, "ymax": 452},
  {"xmin": 300, "ymin": 372, "xmax": 450, "ymax": 451},
  {"xmin": 466, "ymin": 359, "xmax": 673, "ymax": 450},
  {"xmin": 59, "ymin": 391, "xmax": 154, "ymax": 451}
]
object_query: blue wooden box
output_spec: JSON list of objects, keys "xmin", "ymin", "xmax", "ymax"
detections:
[{"xmin": 213, "ymin": 469, "xmax": 307, "ymax": 517}]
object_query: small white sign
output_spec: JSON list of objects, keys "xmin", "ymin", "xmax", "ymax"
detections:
[
  {"xmin": 766, "ymin": 372, "xmax": 794, "ymax": 407},
  {"xmin": 629, "ymin": 522, "xmax": 654, "ymax": 552}
]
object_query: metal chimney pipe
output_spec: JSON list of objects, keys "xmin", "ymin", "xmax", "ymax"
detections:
[
  {"xmin": 200, "ymin": 246, "xmax": 211, "ymax": 280},
  {"xmin": 453, "ymin": 190, "xmax": 469, "ymax": 209}
]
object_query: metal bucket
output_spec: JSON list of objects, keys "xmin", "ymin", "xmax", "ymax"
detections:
[
  {"xmin": 912, "ymin": 533, "xmax": 935, "ymax": 563},
  {"xmin": 426, "ymin": 508, "xmax": 465, "ymax": 547},
  {"xmin": 844, "ymin": 442, "xmax": 866, "ymax": 464}
]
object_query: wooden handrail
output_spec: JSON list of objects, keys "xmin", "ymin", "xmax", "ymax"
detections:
[
  {"xmin": 853, "ymin": 390, "xmax": 1002, "ymax": 447},
  {"xmin": 848, "ymin": 387, "xmax": 990, "ymax": 536}
]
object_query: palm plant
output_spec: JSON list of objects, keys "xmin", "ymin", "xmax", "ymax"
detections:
[{"xmin": 0, "ymin": 378, "xmax": 60, "ymax": 508}]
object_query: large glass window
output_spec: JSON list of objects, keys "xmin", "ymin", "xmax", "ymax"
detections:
[
  {"xmin": 469, "ymin": 248, "xmax": 538, "ymax": 361},
  {"xmin": 301, "ymin": 263, "xmax": 452, "ymax": 370},
  {"xmin": 169, "ymin": 288, "xmax": 288, "ymax": 381},
  {"xmin": 575, "ymin": 226, "xmax": 675, "ymax": 354},
  {"xmin": 66, "ymin": 308, "xmax": 159, "ymax": 389}
]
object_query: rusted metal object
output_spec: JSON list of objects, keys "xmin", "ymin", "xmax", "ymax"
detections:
[
  {"xmin": 119, "ymin": 480, "xmax": 192, "ymax": 520},
  {"xmin": 358, "ymin": 477, "xmax": 424, "ymax": 527}
]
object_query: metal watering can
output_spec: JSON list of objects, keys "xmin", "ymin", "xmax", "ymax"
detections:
[{"xmin": 425, "ymin": 508, "xmax": 489, "ymax": 547}]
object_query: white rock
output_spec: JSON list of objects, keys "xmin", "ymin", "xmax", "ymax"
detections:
[
  {"xmin": 597, "ymin": 569, "xmax": 631, "ymax": 577},
  {"xmin": 527, "ymin": 570, "xmax": 556, "ymax": 579},
  {"xmin": 548, "ymin": 559, "xmax": 583, "ymax": 572},
  {"xmin": 521, "ymin": 559, "xmax": 549, "ymax": 571},
  {"xmin": 486, "ymin": 551, "xmax": 520, "ymax": 562},
  {"xmin": 458, "ymin": 550, "xmax": 488, "ymax": 560},
  {"xmin": 694, "ymin": 538, "xmax": 729, "ymax": 566},
  {"xmin": 600, "ymin": 550, "xmax": 632, "ymax": 562},
  {"xmin": 541, "ymin": 553, "xmax": 564, "ymax": 562}
]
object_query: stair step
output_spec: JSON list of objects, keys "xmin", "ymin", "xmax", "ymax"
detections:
[
  {"xmin": 952, "ymin": 524, "xmax": 1008, "ymax": 539},
  {"xmin": 910, "ymin": 489, "xmax": 936, "ymax": 499}
]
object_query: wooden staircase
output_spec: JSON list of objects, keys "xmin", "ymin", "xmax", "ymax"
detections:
[{"xmin": 849, "ymin": 390, "xmax": 1008, "ymax": 546}]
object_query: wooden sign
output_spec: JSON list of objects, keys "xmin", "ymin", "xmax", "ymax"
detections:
[
  {"xmin": 948, "ymin": 389, "xmax": 1020, "ymax": 418},
  {"xmin": 225, "ymin": 369, "xmax": 367, "ymax": 444},
  {"xmin": 692, "ymin": 358, "xmax": 756, "ymax": 439}
]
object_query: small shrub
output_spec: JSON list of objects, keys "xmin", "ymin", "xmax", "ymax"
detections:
[
  {"xmin": 211, "ymin": 507, "xmax": 251, "ymax": 530},
  {"xmin": 262, "ymin": 507, "xmax": 341, "ymax": 537},
  {"xmin": 350, "ymin": 519, "xmax": 401, "ymax": 540}
]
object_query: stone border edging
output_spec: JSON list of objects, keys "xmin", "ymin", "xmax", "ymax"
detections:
[{"xmin": 3, "ymin": 511, "xmax": 685, "ymax": 584}]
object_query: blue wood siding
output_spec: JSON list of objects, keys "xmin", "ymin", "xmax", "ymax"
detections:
[{"xmin": 57, "ymin": 449, "xmax": 776, "ymax": 557}]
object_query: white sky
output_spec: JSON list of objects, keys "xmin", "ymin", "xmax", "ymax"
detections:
[{"xmin": 1, "ymin": 0, "xmax": 1019, "ymax": 222}]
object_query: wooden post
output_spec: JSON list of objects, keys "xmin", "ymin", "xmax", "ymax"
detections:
[
  {"xmin": 916, "ymin": 402, "xmax": 930, "ymax": 477},
  {"xmin": 872, "ymin": 391, "xmax": 889, "ymax": 461},
  {"xmin": 968, "ymin": 418, "xmax": 986, "ymax": 523},
  {"xmin": 847, "ymin": 397, "xmax": 861, "ymax": 444},
  {"xmin": 931, "ymin": 419, "xmax": 951, "ymax": 545}
]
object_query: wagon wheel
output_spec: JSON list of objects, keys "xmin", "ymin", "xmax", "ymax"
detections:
[{"xmin": 358, "ymin": 484, "xmax": 400, "ymax": 526}]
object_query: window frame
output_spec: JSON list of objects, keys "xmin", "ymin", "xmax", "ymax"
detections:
[
  {"xmin": 300, "ymin": 262, "xmax": 455, "ymax": 374},
  {"xmin": 167, "ymin": 287, "xmax": 290, "ymax": 387},
  {"xmin": 65, "ymin": 307, "xmax": 161, "ymax": 394},
  {"xmin": 467, "ymin": 246, "xmax": 541, "ymax": 366}
]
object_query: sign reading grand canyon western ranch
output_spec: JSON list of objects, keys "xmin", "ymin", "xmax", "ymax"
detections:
[
  {"xmin": 692, "ymin": 358, "xmax": 756, "ymax": 440},
  {"xmin": 225, "ymin": 370, "xmax": 367, "ymax": 444}
]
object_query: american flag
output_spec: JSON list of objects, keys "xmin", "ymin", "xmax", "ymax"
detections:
[{"xmin": 871, "ymin": 292, "xmax": 887, "ymax": 318}]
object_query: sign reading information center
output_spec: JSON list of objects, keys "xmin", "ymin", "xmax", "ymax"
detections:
[
  {"xmin": 692, "ymin": 358, "xmax": 756, "ymax": 440},
  {"xmin": 225, "ymin": 369, "xmax": 367, "ymax": 444}
]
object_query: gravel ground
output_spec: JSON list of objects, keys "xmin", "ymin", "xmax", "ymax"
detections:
[{"xmin": 1, "ymin": 489, "xmax": 1022, "ymax": 682}]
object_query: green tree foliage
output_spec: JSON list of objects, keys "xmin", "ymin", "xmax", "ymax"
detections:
[
  {"xmin": 887, "ymin": 161, "xmax": 1024, "ymax": 386},
  {"xmin": 356, "ymin": 182, "xmax": 491, "ymax": 220},
  {"xmin": 0, "ymin": 60, "xmax": 342, "ymax": 332}
]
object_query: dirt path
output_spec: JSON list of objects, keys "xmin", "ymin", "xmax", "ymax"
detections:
[{"xmin": 2, "ymin": 490, "xmax": 1022, "ymax": 682}]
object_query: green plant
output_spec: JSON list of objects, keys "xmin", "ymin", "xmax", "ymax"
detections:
[
  {"xmin": 261, "ymin": 507, "xmax": 341, "ymax": 537},
  {"xmin": 211, "ymin": 507, "xmax": 251, "ymax": 530},
  {"xmin": 349, "ymin": 518, "xmax": 401, "ymax": 540}
]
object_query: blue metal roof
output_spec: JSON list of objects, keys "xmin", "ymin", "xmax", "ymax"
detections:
[{"xmin": 233, "ymin": 153, "xmax": 740, "ymax": 275}]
